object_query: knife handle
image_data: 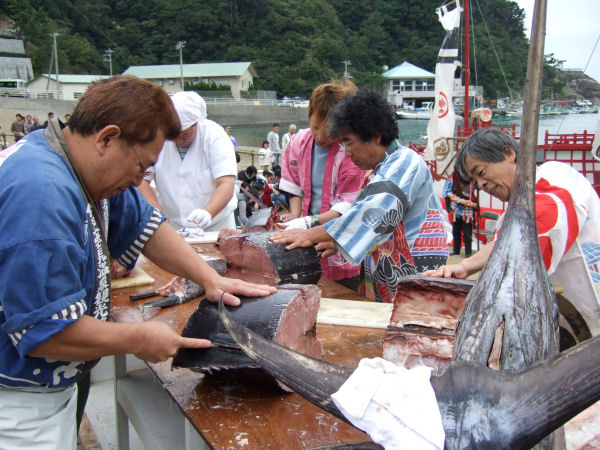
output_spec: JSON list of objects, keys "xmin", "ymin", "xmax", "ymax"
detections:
[
  {"xmin": 142, "ymin": 294, "xmax": 182, "ymax": 308},
  {"xmin": 130, "ymin": 291, "xmax": 161, "ymax": 301}
]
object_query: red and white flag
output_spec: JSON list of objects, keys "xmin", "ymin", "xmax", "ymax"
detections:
[{"xmin": 424, "ymin": 0, "xmax": 462, "ymax": 177}]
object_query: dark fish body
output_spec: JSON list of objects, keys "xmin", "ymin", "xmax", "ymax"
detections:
[
  {"xmin": 173, "ymin": 284, "xmax": 322, "ymax": 373},
  {"xmin": 219, "ymin": 231, "xmax": 322, "ymax": 285}
]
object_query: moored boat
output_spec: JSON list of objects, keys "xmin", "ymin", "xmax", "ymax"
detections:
[{"xmin": 396, "ymin": 101, "xmax": 434, "ymax": 120}]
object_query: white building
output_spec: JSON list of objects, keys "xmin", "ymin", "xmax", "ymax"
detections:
[
  {"xmin": 27, "ymin": 74, "xmax": 111, "ymax": 100},
  {"xmin": 382, "ymin": 61, "xmax": 482, "ymax": 109},
  {"xmin": 123, "ymin": 62, "xmax": 257, "ymax": 99}
]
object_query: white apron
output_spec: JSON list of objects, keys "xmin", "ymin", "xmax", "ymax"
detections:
[
  {"xmin": 0, "ymin": 385, "xmax": 77, "ymax": 450},
  {"xmin": 154, "ymin": 125, "xmax": 236, "ymax": 231}
]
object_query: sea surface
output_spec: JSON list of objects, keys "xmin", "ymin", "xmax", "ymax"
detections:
[{"xmin": 230, "ymin": 113, "xmax": 598, "ymax": 148}]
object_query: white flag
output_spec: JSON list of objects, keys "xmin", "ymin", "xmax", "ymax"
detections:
[{"xmin": 424, "ymin": 0, "xmax": 462, "ymax": 178}]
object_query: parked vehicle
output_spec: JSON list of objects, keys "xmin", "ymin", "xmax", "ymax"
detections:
[{"xmin": 0, "ymin": 79, "xmax": 29, "ymax": 97}]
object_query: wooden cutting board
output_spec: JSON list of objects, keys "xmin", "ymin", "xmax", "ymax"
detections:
[
  {"xmin": 317, "ymin": 297, "xmax": 393, "ymax": 329},
  {"xmin": 111, "ymin": 266, "xmax": 155, "ymax": 290}
]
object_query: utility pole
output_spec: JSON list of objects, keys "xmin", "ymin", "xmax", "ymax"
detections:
[
  {"xmin": 342, "ymin": 59, "xmax": 351, "ymax": 79},
  {"xmin": 47, "ymin": 32, "xmax": 60, "ymax": 97},
  {"xmin": 175, "ymin": 41, "xmax": 186, "ymax": 90},
  {"xmin": 104, "ymin": 49, "xmax": 114, "ymax": 76}
]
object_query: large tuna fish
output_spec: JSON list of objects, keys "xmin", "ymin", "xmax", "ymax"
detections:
[{"xmin": 214, "ymin": 1, "xmax": 594, "ymax": 447}]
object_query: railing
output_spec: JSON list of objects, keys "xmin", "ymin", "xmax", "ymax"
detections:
[
  {"xmin": 237, "ymin": 146, "xmax": 265, "ymax": 166},
  {"xmin": 0, "ymin": 133, "xmax": 17, "ymax": 149},
  {"xmin": 539, "ymin": 130, "xmax": 599, "ymax": 196},
  {"xmin": 7, "ymin": 88, "xmax": 66, "ymax": 100},
  {"xmin": 539, "ymin": 130, "xmax": 595, "ymax": 150}
]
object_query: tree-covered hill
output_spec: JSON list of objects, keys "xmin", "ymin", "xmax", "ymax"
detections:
[{"xmin": 1, "ymin": 0, "xmax": 541, "ymax": 99}]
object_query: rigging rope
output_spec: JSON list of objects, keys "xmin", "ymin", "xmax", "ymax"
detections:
[
  {"xmin": 583, "ymin": 33, "xmax": 600, "ymax": 74},
  {"xmin": 472, "ymin": 0, "xmax": 515, "ymax": 98},
  {"xmin": 470, "ymin": 2, "xmax": 479, "ymax": 108}
]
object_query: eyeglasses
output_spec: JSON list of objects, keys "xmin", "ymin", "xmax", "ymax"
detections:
[{"xmin": 132, "ymin": 145, "xmax": 151, "ymax": 174}]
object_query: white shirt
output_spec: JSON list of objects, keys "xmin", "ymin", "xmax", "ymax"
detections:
[{"xmin": 146, "ymin": 119, "xmax": 237, "ymax": 230}]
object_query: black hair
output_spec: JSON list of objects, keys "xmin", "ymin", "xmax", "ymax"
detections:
[{"xmin": 327, "ymin": 88, "xmax": 398, "ymax": 147}]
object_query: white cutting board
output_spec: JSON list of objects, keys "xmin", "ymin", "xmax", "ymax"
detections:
[
  {"xmin": 317, "ymin": 297, "xmax": 393, "ymax": 329},
  {"xmin": 111, "ymin": 266, "xmax": 155, "ymax": 289},
  {"xmin": 185, "ymin": 231, "xmax": 220, "ymax": 244}
]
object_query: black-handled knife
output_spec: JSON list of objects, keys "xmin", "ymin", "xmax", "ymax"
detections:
[
  {"xmin": 141, "ymin": 294, "xmax": 197, "ymax": 309},
  {"xmin": 130, "ymin": 291, "xmax": 162, "ymax": 301}
]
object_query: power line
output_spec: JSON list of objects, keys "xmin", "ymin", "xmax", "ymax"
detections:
[
  {"xmin": 47, "ymin": 32, "xmax": 60, "ymax": 93},
  {"xmin": 176, "ymin": 41, "xmax": 186, "ymax": 90},
  {"xmin": 104, "ymin": 48, "xmax": 114, "ymax": 76},
  {"xmin": 342, "ymin": 60, "xmax": 352, "ymax": 79}
]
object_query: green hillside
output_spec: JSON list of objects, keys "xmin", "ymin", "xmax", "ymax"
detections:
[{"xmin": 1, "ymin": 0, "xmax": 561, "ymax": 99}]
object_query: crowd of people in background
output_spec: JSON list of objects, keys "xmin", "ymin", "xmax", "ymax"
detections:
[{"xmin": 5, "ymin": 111, "xmax": 68, "ymax": 144}]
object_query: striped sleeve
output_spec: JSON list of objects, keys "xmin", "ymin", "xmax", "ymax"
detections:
[
  {"xmin": 8, "ymin": 299, "xmax": 88, "ymax": 346},
  {"xmin": 118, "ymin": 208, "xmax": 163, "ymax": 267}
]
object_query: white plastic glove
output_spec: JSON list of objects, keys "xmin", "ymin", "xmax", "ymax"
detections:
[
  {"xmin": 281, "ymin": 216, "xmax": 311, "ymax": 230},
  {"xmin": 186, "ymin": 208, "xmax": 212, "ymax": 229},
  {"xmin": 282, "ymin": 215, "xmax": 320, "ymax": 230}
]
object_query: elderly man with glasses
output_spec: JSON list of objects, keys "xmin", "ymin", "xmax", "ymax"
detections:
[{"xmin": 137, "ymin": 91, "xmax": 238, "ymax": 233}]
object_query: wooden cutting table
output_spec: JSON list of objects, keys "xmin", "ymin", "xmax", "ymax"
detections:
[{"xmin": 110, "ymin": 243, "xmax": 384, "ymax": 449}]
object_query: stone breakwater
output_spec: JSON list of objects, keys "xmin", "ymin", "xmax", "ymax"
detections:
[{"xmin": 0, "ymin": 97, "xmax": 308, "ymax": 143}]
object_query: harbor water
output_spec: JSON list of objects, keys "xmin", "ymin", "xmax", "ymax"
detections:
[{"xmin": 229, "ymin": 113, "xmax": 598, "ymax": 148}]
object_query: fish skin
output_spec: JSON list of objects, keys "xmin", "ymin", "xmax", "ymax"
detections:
[
  {"xmin": 241, "ymin": 207, "xmax": 280, "ymax": 233},
  {"xmin": 453, "ymin": 191, "xmax": 559, "ymax": 368},
  {"xmin": 173, "ymin": 284, "xmax": 321, "ymax": 373},
  {"xmin": 221, "ymin": 231, "xmax": 322, "ymax": 285}
]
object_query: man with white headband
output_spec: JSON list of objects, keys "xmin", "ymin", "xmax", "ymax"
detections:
[{"xmin": 138, "ymin": 91, "xmax": 237, "ymax": 232}]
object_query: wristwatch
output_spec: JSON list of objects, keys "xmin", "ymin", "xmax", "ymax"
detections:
[{"xmin": 309, "ymin": 215, "xmax": 320, "ymax": 228}]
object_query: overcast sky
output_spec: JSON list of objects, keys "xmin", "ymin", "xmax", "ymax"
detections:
[{"xmin": 513, "ymin": 0, "xmax": 600, "ymax": 83}]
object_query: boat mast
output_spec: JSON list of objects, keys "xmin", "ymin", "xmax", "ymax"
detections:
[{"xmin": 463, "ymin": 0, "xmax": 470, "ymax": 127}]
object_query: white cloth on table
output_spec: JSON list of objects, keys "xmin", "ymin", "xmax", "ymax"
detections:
[{"xmin": 331, "ymin": 357, "xmax": 444, "ymax": 450}]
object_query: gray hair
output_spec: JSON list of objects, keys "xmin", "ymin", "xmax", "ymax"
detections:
[{"xmin": 456, "ymin": 128, "xmax": 520, "ymax": 181}]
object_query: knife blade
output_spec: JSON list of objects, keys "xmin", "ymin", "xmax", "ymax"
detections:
[{"xmin": 140, "ymin": 293, "xmax": 202, "ymax": 309}]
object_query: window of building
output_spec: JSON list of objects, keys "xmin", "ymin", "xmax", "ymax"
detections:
[
  {"xmin": 74, "ymin": 92, "xmax": 83, "ymax": 99},
  {"xmin": 168, "ymin": 79, "xmax": 174, "ymax": 85},
  {"xmin": 393, "ymin": 80, "xmax": 411, "ymax": 91},
  {"xmin": 158, "ymin": 80, "xmax": 164, "ymax": 87}
]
